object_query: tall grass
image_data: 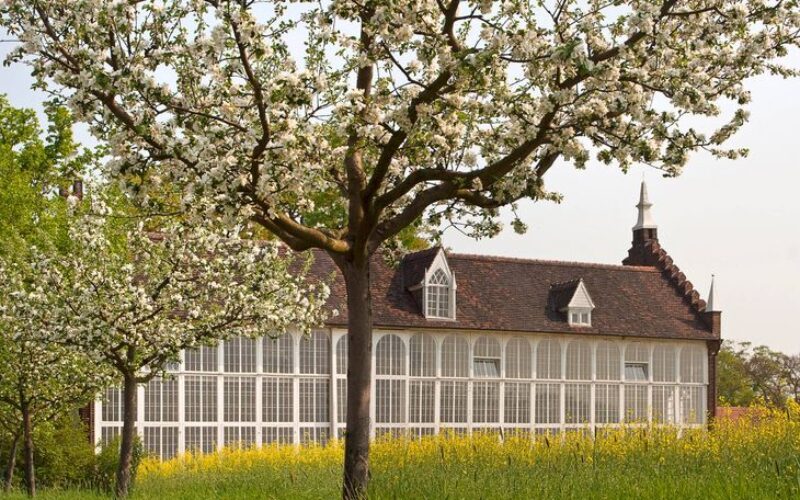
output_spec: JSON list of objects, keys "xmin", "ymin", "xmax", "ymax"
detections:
[
  {"xmin": 3, "ymin": 403, "xmax": 799, "ymax": 499},
  {"xmin": 134, "ymin": 404, "xmax": 800, "ymax": 499}
]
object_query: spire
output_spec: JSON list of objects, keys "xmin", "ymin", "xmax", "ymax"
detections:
[
  {"xmin": 633, "ymin": 180, "xmax": 657, "ymax": 230},
  {"xmin": 706, "ymin": 275, "xmax": 718, "ymax": 312},
  {"xmin": 622, "ymin": 180, "xmax": 659, "ymax": 266}
]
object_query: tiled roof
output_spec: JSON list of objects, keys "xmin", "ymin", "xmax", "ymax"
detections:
[
  {"xmin": 306, "ymin": 246, "xmax": 718, "ymax": 341},
  {"xmin": 547, "ymin": 279, "xmax": 582, "ymax": 312}
]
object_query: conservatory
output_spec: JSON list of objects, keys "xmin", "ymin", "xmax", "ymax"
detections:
[
  {"xmin": 95, "ymin": 331, "xmax": 708, "ymax": 459},
  {"xmin": 90, "ymin": 182, "xmax": 721, "ymax": 459}
]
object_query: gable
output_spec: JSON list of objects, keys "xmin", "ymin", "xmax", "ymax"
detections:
[{"xmin": 567, "ymin": 281, "xmax": 595, "ymax": 310}]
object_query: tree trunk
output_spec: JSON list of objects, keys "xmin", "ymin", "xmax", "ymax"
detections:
[
  {"xmin": 115, "ymin": 373, "xmax": 138, "ymax": 499},
  {"xmin": 340, "ymin": 259, "xmax": 373, "ymax": 500},
  {"xmin": 21, "ymin": 403, "xmax": 34, "ymax": 497},
  {"xmin": 3, "ymin": 429, "xmax": 20, "ymax": 492}
]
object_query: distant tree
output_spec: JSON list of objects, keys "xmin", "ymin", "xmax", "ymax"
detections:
[
  {"xmin": 747, "ymin": 345, "xmax": 790, "ymax": 408},
  {"xmin": 782, "ymin": 354, "xmax": 800, "ymax": 404},
  {"xmin": 0, "ymin": 94, "xmax": 97, "ymax": 257},
  {"xmin": 36, "ymin": 197, "xmax": 330, "ymax": 498},
  {"xmin": 4, "ymin": 2, "xmax": 799, "ymax": 497},
  {"xmin": 717, "ymin": 340, "xmax": 756, "ymax": 407},
  {"xmin": 718, "ymin": 341, "xmax": 800, "ymax": 409}
]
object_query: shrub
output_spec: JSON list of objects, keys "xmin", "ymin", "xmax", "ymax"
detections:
[
  {"xmin": 33, "ymin": 414, "xmax": 96, "ymax": 489},
  {"xmin": 0, "ymin": 411, "xmax": 95, "ymax": 491},
  {"xmin": 91, "ymin": 435, "xmax": 144, "ymax": 493}
]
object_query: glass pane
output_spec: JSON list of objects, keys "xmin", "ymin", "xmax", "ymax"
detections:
[
  {"xmin": 625, "ymin": 363, "xmax": 648, "ymax": 381},
  {"xmin": 473, "ymin": 359, "xmax": 499, "ymax": 378}
]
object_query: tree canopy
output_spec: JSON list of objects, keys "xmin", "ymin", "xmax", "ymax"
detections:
[
  {"xmin": 0, "ymin": 95, "xmax": 97, "ymax": 256},
  {"xmin": 718, "ymin": 340, "xmax": 800, "ymax": 408}
]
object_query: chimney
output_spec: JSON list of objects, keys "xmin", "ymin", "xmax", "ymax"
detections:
[{"xmin": 623, "ymin": 180, "xmax": 660, "ymax": 266}]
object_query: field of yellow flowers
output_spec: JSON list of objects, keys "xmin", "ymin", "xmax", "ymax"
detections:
[
  {"xmin": 5, "ymin": 403, "xmax": 800, "ymax": 499},
  {"xmin": 135, "ymin": 403, "xmax": 800, "ymax": 500}
]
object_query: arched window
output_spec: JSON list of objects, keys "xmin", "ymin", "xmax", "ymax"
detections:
[
  {"xmin": 263, "ymin": 334, "xmax": 294, "ymax": 374},
  {"xmin": 184, "ymin": 345, "xmax": 218, "ymax": 372},
  {"xmin": 426, "ymin": 269, "xmax": 452, "ymax": 319},
  {"xmin": 653, "ymin": 345, "xmax": 676, "ymax": 382},
  {"xmin": 680, "ymin": 346, "xmax": 705, "ymax": 383},
  {"xmin": 263, "ymin": 334, "xmax": 294, "ymax": 444},
  {"xmin": 595, "ymin": 341, "xmax": 620, "ymax": 425},
  {"xmin": 624, "ymin": 343, "xmax": 649, "ymax": 422},
  {"xmin": 504, "ymin": 338, "xmax": 532, "ymax": 425},
  {"xmin": 565, "ymin": 341, "xmax": 591, "ymax": 380},
  {"xmin": 334, "ymin": 335, "xmax": 348, "ymax": 427},
  {"xmin": 224, "ymin": 336, "xmax": 256, "ymax": 373},
  {"xmin": 440, "ymin": 336, "xmax": 469, "ymax": 424},
  {"xmin": 375, "ymin": 335, "xmax": 406, "ymax": 425},
  {"xmin": 624, "ymin": 343, "xmax": 650, "ymax": 381},
  {"xmin": 596, "ymin": 341, "xmax": 620, "ymax": 381},
  {"xmin": 298, "ymin": 331, "xmax": 330, "ymax": 432},
  {"xmin": 472, "ymin": 337, "xmax": 501, "ymax": 425},
  {"xmin": 410, "ymin": 334, "xmax": 436, "ymax": 377},
  {"xmin": 505, "ymin": 338, "xmax": 532, "ymax": 379},
  {"xmin": 335, "ymin": 335, "xmax": 348, "ymax": 375},
  {"xmin": 536, "ymin": 339, "xmax": 561, "ymax": 380},
  {"xmin": 409, "ymin": 334, "xmax": 436, "ymax": 428},
  {"xmin": 376, "ymin": 334, "xmax": 405, "ymax": 376},
  {"xmin": 441, "ymin": 336, "xmax": 469, "ymax": 378},
  {"xmin": 299, "ymin": 331, "xmax": 330, "ymax": 375},
  {"xmin": 473, "ymin": 337, "xmax": 501, "ymax": 378}
]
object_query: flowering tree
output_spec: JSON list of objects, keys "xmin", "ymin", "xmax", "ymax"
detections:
[
  {"xmin": 36, "ymin": 198, "xmax": 329, "ymax": 498},
  {"xmin": 3, "ymin": 1, "xmax": 798, "ymax": 496},
  {"xmin": 0, "ymin": 96, "xmax": 102, "ymax": 496},
  {"xmin": 0, "ymin": 257, "xmax": 110, "ymax": 498}
]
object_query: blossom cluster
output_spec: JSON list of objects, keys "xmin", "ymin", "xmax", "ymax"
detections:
[
  {"xmin": 2, "ymin": 0, "xmax": 797, "ymax": 243},
  {"xmin": 30, "ymin": 197, "xmax": 332, "ymax": 380}
]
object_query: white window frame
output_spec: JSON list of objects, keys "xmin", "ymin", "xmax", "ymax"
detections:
[
  {"xmin": 422, "ymin": 250, "xmax": 457, "ymax": 320},
  {"xmin": 94, "ymin": 332, "xmax": 710, "ymax": 458}
]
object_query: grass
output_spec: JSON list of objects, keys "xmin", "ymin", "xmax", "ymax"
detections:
[{"xmin": 3, "ymin": 405, "xmax": 800, "ymax": 499}]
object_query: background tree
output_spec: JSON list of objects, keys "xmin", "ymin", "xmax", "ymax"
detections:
[
  {"xmin": 0, "ymin": 94, "xmax": 97, "ymax": 257},
  {"xmin": 3, "ymin": 1, "xmax": 799, "ymax": 497},
  {"xmin": 36, "ymin": 196, "xmax": 329, "ymax": 498},
  {"xmin": 0, "ymin": 256, "xmax": 111, "ymax": 498},
  {"xmin": 0, "ymin": 96, "xmax": 102, "ymax": 496},
  {"xmin": 747, "ymin": 345, "xmax": 793, "ymax": 407},
  {"xmin": 717, "ymin": 340, "xmax": 757, "ymax": 407},
  {"xmin": 717, "ymin": 341, "xmax": 800, "ymax": 408}
]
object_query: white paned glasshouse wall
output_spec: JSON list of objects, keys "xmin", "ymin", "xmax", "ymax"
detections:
[{"xmin": 95, "ymin": 331, "xmax": 710, "ymax": 459}]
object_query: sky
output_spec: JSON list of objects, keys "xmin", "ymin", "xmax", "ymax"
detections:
[{"xmin": 1, "ymin": 33, "xmax": 798, "ymax": 354}]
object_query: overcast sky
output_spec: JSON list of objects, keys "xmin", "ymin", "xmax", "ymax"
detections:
[{"xmin": 1, "ymin": 40, "xmax": 797, "ymax": 354}]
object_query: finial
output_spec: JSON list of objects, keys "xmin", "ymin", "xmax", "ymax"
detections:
[
  {"xmin": 633, "ymin": 180, "xmax": 657, "ymax": 230},
  {"xmin": 706, "ymin": 274, "xmax": 718, "ymax": 312}
]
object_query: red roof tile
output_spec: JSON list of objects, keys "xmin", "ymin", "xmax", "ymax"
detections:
[{"xmin": 306, "ymin": 247, "xmax": 718, "ymax": 341}]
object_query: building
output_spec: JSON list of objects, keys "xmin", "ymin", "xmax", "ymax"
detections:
[{"xmin": 91, "ymin": 182, "xmax": 722, "ymax": 459}]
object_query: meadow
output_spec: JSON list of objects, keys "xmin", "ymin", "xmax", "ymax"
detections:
[{"xmin": 3, "ymin": 405, "xmax": 800, "ymax": 500}]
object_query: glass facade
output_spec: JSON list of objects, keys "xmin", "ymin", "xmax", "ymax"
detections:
[{"xmin": 96, "ymin": 331, "xmax": 708, "ymax": 459}]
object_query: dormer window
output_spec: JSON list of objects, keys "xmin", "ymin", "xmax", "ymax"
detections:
[
  {"xmin": 570, "ymin": 310, "xmax": 592, "ymax": 326},
  {"xmin": 421, "ymin": 250, "xmax": 456, "ymax": 320},
  {"xmin": 426, "ymin": 269, "xmax": 450, "ymax": 318},
  {"xmin": 405, "ymin": 247, "xmax": 457, "ymax": 320},
  {"xmin": 550, "ymin": 278, "xmax": 595, "ymax": 328}
]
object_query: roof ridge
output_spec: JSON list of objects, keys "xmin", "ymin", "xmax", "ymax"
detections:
[
  {"xmin": 401, "ymin": 246, "xmax": 441, "ymax": 262},
  {"xmin": 549, "ymin": 278, "xmax": 582, "ymax": 290},
  {"xmin": 447, "ymin": 252, "xmax": 657, "ymax": 272}
]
